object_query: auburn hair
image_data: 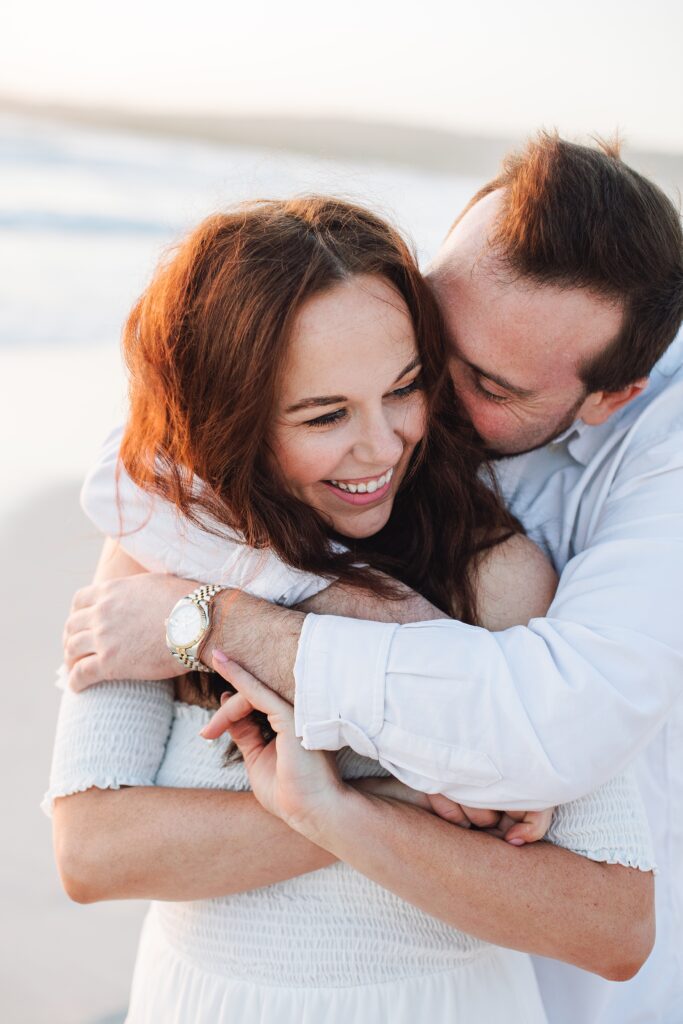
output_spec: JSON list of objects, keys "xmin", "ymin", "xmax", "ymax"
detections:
[
  {"xmin": 120, "ymin": 196, "xmax": 517, "ymax": 625},
  {"xmin": 455, "ymin": 131, "xmax": 683, "ymax": 392}
]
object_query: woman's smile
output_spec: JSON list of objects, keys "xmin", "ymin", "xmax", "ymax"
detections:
[
  {"xmin": 322, "ymin": 466, "xmax": 395, "ymax": 505},
  {"xmin": 271, "ymin": 275, "xmax": 426, "ymax": 539}
]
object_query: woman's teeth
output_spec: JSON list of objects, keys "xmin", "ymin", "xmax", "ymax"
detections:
[{"xmin": 328, "ymin": 467, "xmax": 394, "ymax": 494}]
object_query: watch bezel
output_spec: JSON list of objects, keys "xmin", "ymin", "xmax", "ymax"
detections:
[{"xmin": 166, "ymin": 597, "xmax": 209, "ymax": 651}]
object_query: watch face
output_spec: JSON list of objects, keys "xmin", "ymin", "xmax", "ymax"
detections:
[{"xmin": 167, "ymin": 600, "xmax": 205, "ymax": 648}]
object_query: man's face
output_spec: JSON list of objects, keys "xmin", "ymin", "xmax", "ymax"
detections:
[{"xmin": 428, "ymin": 191, "xmax": 625, "ymax": 456}]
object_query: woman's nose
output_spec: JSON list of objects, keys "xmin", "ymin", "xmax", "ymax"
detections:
[{"xmin": 352, "ymin": 410, "xmax": 404, "ymax": 469}]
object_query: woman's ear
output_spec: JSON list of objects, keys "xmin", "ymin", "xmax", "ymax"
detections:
[{"xmin": 578, "ymin": 378, "xmax": 648, "ymax": 427}]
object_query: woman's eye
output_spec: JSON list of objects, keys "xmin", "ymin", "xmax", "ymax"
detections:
[
  {"xmin": 305, "ymin": 408, "xmax": 347, "ymax": 428},
  {"xmin": 391, "ymin": 376, "xmax": 423, "ymax": 399}
]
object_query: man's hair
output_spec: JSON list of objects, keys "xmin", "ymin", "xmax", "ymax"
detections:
[{"xmin": 460, "ymin": 132, "xmax": 683, "ymax": 392}]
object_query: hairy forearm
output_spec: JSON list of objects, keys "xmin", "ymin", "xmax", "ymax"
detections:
[
  {"xmin": 208, "ymin": 579, "xmax": 448, "ymax": 704},
  {"xmin": 308, "ymin": 789, "xmax": 653, "ymax": 980},
  {"xmin": 298, "ymin": 580, "xmax": 449, "ymax": 624},
  {"xmin": 205, "ymin": 592, "xmax": 304, "ymax": 702},
  {"xmin": 54, "ymin": 786, "xmax": 335, "ymax": 903}
]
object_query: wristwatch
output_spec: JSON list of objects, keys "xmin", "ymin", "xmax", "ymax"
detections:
[{"xmin": 165, "ymin": 584, "xmax": 226, "ymax": 672}]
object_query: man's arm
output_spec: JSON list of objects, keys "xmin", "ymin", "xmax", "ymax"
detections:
[
  {"xmin": 68, "ymin": 422, "xmax": 683, "ymax": 809},
  {"xmin": 286, "ymin": 430, "xmax": 683, "ymax": 808},
  {"xmin": 198, "ymin": 577, "xmax": 449, "ymax": 704}
]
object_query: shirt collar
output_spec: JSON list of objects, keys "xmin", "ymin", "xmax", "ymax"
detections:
[
  {"xmin": 544, "ymin": 418, "xmax": 604, "ymax": 467},
  {"xmin": 563, "ymin": 331, "xmax": 683, "ymax": 465},
  {"xmin": 564, "ymin": 418, "xmax": 613, "ymax": 466}
]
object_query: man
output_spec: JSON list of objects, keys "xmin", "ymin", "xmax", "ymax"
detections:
[{"xmin": 67, "ymin": 133, "xmax": 683, "ymax": 1022}]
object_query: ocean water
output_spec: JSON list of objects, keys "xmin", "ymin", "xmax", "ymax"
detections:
[{"xmin": 0, "ymin": 112, "xmax": 481, "ymax": 349}]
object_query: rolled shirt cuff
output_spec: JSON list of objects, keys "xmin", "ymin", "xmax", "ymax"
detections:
[{"xmin": 294, "ymin": 613, "xmax": 398, "ymax": 757}]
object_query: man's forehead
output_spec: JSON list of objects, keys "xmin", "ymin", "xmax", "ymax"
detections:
[
  {"xmin": 437, "ymin": 263, "xmax": 622, "ymax": 385},
  {"xmin": 431, "ymin": 189, "xmax": 506, "ymax": 274}
]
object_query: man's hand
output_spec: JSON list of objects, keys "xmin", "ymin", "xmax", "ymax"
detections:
[
  {"xmin": 63, "ymin": 573, "xmax": 199, "ymax": 690},
  {"xmin": 426, "ymin": 795, "xmax": 553, "ymax": 845}
]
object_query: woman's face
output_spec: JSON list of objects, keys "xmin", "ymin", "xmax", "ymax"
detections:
[{"xmin": 270, "ymin": 274, "xmax": 427, "ymax": 539}]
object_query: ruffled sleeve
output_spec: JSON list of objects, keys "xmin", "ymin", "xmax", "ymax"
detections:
[
  {"xmin": 80, "ymin": 424, "xmax": 331, "ymax": 606},
  {"xmin": 546, "ymin": 770, "xmax": 655, "ymax": 872},
  {"xmin": 41, "ymin": 668, "xmax": 175, "ymax": 816}
]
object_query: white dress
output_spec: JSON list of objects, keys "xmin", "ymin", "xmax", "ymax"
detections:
[
  {"xmin": 44, "ymin": 679, "xmax": 654, "ymax": 1024},
  {"xmin": 42, "ymin": 429, "xmax": 657, "ymax": 1023}
]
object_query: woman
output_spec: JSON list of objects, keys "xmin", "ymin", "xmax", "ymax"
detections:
[{"xmin": 49, "ymin": 197, "xmax": 654, "ymax": 1023}]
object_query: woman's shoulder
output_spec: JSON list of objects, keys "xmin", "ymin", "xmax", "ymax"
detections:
[{"xmin": 473, "ymin": 533, "xmax": 558, "ymax": 630}]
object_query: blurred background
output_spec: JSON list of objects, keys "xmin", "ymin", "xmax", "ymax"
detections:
[{"xmin": 2, "ymin": 2, "xmax": 682, "ymax": 1020}]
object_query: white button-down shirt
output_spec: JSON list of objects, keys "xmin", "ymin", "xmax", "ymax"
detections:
[{"xmin": 293, "ymin": 331, "xmax": 683, "ymax": 1024}]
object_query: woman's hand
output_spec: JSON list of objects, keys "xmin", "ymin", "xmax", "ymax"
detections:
[
  {"xmin": 202, "ymin": 680, "xmax": 553, "ymax": 846},
  {"xmin": 63, "ymin": 573, "xmax": 199, "ymax": 690},
  {"xmin": 206, "ymin": 652, "xmax": 347, "ymax": 840}
]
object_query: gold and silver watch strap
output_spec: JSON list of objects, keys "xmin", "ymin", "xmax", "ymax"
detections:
[
  {"xmin": 167, "ymin": 583, "xmax": 226, "ymax": 673},
  {"xmin": 172, "ymin": 649, "xmax": 214, "ymax": 673},
  {"xmin": 192, "ymin": 583, "xmax": 226, "ymax": 604}
]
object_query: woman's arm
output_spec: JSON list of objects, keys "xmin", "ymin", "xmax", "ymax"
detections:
[
  {"xmin": 308, "ymin": 786, "xmax": 654, "ymax": 981},
  {"xmin": 54, "ymin": 538, "xmax": 336, "ymax": 903},
  {"xmin": 214, "ymin": 654, "xmax": 655, "ymax": 983},
  {"xmin": 54, "ymin": 786, "xmax": 335, "ymax": 903}
]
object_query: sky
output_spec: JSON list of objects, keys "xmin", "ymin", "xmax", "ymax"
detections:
[{"xmin": 3, "ymin": 0, "xmax": 683, "ymax": 152}]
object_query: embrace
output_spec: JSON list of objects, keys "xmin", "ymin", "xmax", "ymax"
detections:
[{"xmin": 47, "ymin": 133, "xmax": 683, "ymax": 1024}]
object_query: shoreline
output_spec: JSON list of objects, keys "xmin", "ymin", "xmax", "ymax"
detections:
[{"xmin": 3, "ymin": 95, "xmax": 683, "ymax": 188}]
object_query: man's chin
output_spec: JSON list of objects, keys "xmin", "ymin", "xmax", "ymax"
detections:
[
  {"xmin": 484, "ymin": 439, "xmax": 547, "ymax": 459},
  {"xmin": 483, "ymin": 427, "xmax": 576, "ymax": 459},
  {"xmin": 479, "ymin": 412, "xmax": 584, "ymax": 460}
]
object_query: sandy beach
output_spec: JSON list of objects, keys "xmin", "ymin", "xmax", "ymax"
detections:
[
  {"xmin": 1, "ymin": 340, "xmax": 138, "ymax": 1022},
  {"xmin": 2, "ymin": 480, "xmax": 145, "ymax": 1024},
  {"xmin": 5, "ymin": 101, "xmax": 683, "ymax": 1022}
]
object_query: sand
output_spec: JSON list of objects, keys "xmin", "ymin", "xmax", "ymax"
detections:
[{"xmin": 2, "ymin": 482, "xmax": 142, "ymax": 1024}]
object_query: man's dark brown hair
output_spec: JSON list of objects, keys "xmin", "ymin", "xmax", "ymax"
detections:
[{"xmin": 461, "ymin": 132, "xmax": 683, "ymax": 392}]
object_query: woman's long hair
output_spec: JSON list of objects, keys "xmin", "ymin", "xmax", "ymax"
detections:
[{"xmin": 120, "ymin": 196, "xmax": 517, "ymax": 628}]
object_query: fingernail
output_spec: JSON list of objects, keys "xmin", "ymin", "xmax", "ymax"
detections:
[
  {"xmin": 220, "ymin": 692, "xmax": 230, "ymax": 705},
  {"xmin": 213, "ymin": 650, "xmax": 229, "ymax": 665},
  {"xmin": 507, "ymin": 838, "xmax": 525, "ymax": 846}
]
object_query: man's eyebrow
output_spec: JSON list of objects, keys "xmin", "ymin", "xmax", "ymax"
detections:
[
  {"xmin": 285, "ymin": 356, "xmax": 422, "ymax": 413},
  {"xmin": 463, "ymin": 359, "xmax": 534, "ymax": 399}
]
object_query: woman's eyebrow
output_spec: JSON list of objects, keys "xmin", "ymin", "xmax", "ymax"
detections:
[
  {"xmin": 286, "ymin": 356, "xmax": 422, "ymax": 414},
  {"xmin": 286, "ymin": 394, "xmax": 347, "ymax": 413},
  {"xmin": 393, "ymin": 355, "xmax": 421, "ymax": 383}
]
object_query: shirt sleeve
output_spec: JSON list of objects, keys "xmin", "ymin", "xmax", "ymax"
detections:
[
  {"xmin": 294, "ymin": 427, "xmax": 683, "ymax": 809},
  {"xmin": 42, "ymin": 669, "xmax": 175, "ymax": 816},
  {"xmin": 80, "ymin": 424, "xmax": 331, "ymax": 605}
]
